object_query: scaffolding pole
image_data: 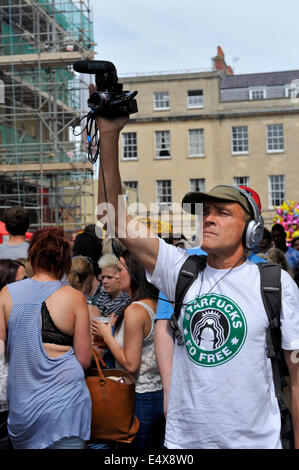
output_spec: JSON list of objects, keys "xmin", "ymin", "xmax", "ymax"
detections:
[{"xmin": 0, "ymin": 0, "xmax": 96, "ymax": 229}]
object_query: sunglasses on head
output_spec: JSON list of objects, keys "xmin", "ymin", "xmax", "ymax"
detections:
[{"xmin": 73, "ymin": 255, "xmax": 93, "ymax": 266}]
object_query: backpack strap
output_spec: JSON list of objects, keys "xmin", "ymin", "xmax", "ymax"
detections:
[
  {"xmin": 258, "ymin": 263, "xmax": 287, "ymax": 398},
  {"xmin": 258, "ymin": 261, "xmax": 294, "ymax": 449},
  {"xmin": 258, "ymin": 262, "xmax": 284, "ymax": 397},
  {"xmin": 170, "ymin": 255, "xmax": 207, "ymax": 346}
]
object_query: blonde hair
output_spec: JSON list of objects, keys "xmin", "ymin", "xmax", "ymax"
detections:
[
  {"xmin": 67, "ymin": 255, "xmax": 94, "ymax": 294},
  {"xmin": 98, "ymin": 252, "xmax": 118, "ymax": 270}
]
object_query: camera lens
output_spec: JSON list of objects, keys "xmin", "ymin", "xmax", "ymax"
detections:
[{"xmin": 88, "ymin": 91, "xmax": 110, "ymax": 111}]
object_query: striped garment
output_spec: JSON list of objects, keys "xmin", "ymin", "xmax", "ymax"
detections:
[
  {"xmin": 6, "ymin": 278, "xmax": 91, "ymax": 449},
  {"xmin": 91, "ymin": 286, "xmax": 130, "ymax": 317}
]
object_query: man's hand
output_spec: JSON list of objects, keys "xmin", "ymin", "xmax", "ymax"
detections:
[{"xmin": 96, "ymin": 114, "xmax": 129, "ymax": 135}]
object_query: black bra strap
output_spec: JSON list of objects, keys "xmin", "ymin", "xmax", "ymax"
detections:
[{"xmin": 41, "ymin": 301, "xmax": 73, "ymax": 347}]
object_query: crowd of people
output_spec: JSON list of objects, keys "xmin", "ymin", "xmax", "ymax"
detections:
[
  {"xmin": 0, "ymin": 189, "xmax": 299, "ymax": 450},
  {"xmin": 0, "ymin": 207, "xmax": 166, "ymax": 449}
]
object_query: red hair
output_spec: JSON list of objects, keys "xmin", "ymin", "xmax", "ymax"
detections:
[{"xmin": 28, "ymin": 227, "xmax": 71, "ymax": 279}]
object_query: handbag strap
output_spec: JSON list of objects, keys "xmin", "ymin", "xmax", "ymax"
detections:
[{"xmin": 92, "ymin": 348, "xmax": 106, "ymax": 385}]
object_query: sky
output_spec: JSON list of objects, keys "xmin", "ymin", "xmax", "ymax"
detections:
[{"xmin": 89, "ymin": 0, "xmax": 299, "ymax": 77}]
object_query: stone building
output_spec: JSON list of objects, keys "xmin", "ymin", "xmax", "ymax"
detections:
[{"xmin": 118, "ymin": 47, "xmax": 299, "ymax": 238}]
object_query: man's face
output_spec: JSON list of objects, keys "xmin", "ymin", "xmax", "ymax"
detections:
[
  {"xmin": 293, "ymin": 239, "xmax": 299, "ymax": 251},
  {"xmin": 200, "ymin": 200, "xmax": 247, "ymax": 255},
  {"xmin": 259, "ymin": 235, "xmax": 271, "ymax": 250},
  {"xmin": 271, "ymin": 230, "xmax": 284, "ymax": 247}
]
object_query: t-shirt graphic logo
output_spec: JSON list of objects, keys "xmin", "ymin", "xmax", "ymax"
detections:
[{"xmin": 183, "ymin": 294, "xmax": 247, "ymax": 367}]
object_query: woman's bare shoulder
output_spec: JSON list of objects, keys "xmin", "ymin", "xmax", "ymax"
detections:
[
  {"xmin": 124, "ymin": 300, "xmax": 154, "ymax": 323},
  {"xmin": 131, "ymin": 299, "xmax": 157, "ymax": 313},
  {"xmin": 52, "ymin": 285, "xmax": 86, "ymax": 304}
]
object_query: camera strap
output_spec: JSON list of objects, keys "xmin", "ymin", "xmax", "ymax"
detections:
[
  {"xmin": 86, "ymin": 112, "xmax": 100, "ymax": 164},
  {"xmin": 72, "ymin": 111, "xmax": 100, "ymax": 164}
]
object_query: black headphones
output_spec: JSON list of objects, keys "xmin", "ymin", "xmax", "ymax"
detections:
[{"xmin": 218, "ymin": 185, "xmax": 264, "ymax": 250}]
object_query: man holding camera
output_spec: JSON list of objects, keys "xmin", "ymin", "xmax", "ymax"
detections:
[{"xmin": 92, "ymin": 84, "xmax": 299, "ymax": 449}]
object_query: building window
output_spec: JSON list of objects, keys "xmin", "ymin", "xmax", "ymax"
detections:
[
  {"xmin": 155, "ymin": 130, "xmax": 171, "ymax": 158},
  {"xmin": 285, "ymin": 85, "xmax": 292, "ymax": 98},
  {"xmin": 190, "ymin": 178, "xmax": 206, "ymax": 192},
  {"xmin": 123, "ymin": 181, "xmax": 138, "ymax": 190},
  {"xmin": 268, "ymin": 175, "xmax": 285, "ymax": 208},
  {"xmin": 233, "ymin": 176, "xmax": 250, "ymax": 187},
  {"xmin": 249, "ymin": 87, "xmax": 266, "ymax": 100},
  {"xmin": 123, "ymin": 181, "xmax": 139, "ymax": 208},
  {"xmin": 187, "ymin": 90, "xmax": 203, "ymax": 108},
  {"xmin": 267, "ymin": 124, "xmax": 284, "ymax": 153},
  {"xmin": 154, "ymin": 92, "xmax": 169, "ymax": 110},
  {"xmin": 156, "ymin": 180, "xmax": 172, "ymax": 206},
  {"xmin": 122, "ymin": 132, "xmax": 137, "ymax": 160},
  {"xmin": 188, "ymin": 129, "xmax": 205, "ymax": 157},
  {"xmin": 232, "ymin": 126, "xmax": 248, "ymax": 154},
  {"xmin": 285, "ymin": 82, "xmax": 299, "ymax": 99}
]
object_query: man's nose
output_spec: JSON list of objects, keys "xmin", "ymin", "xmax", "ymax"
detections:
[{"xmin": 204, "ymin": 211, "xmax": 216, "ymax": 224}]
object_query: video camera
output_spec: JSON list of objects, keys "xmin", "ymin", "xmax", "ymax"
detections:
[{"xmin": 73, "ymin": 60, "xmax": 138, "ymax": 118}]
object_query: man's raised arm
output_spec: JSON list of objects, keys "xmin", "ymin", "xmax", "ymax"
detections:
[{"xmin": 95, "ymin": 110, "xmax": 159, "ymax": 274}]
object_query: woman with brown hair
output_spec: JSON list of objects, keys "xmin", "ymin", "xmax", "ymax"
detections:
[
  {"xmin": 91, "ymin": 250, "xmax": 165, "ymax": 449},
  {"xmin": 0, "ymin": 227, "xmax": 92, "ymax": 449}
]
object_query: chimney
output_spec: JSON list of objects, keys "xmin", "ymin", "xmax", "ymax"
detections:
[
  {"xmin": 226, "ymin": 66, "xmax": 234, "ymax": 75},
  {"xmin": 212, "ymin": 46, "xmax": 233, "ymax": 75}
]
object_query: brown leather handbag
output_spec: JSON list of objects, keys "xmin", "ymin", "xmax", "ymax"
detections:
[{"xmin": 85, "ymin": 350, "xmax": 139, "ymax": 443}]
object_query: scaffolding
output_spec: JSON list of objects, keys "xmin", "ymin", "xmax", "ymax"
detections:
[{"xmin": 0, "ymin": 0, "xmax": 96, "ymax": 229}]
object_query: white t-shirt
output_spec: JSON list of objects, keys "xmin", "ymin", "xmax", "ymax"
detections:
[{"xmin": 147, "ymin": 238, "xmax": 299, "ymax": 449}]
